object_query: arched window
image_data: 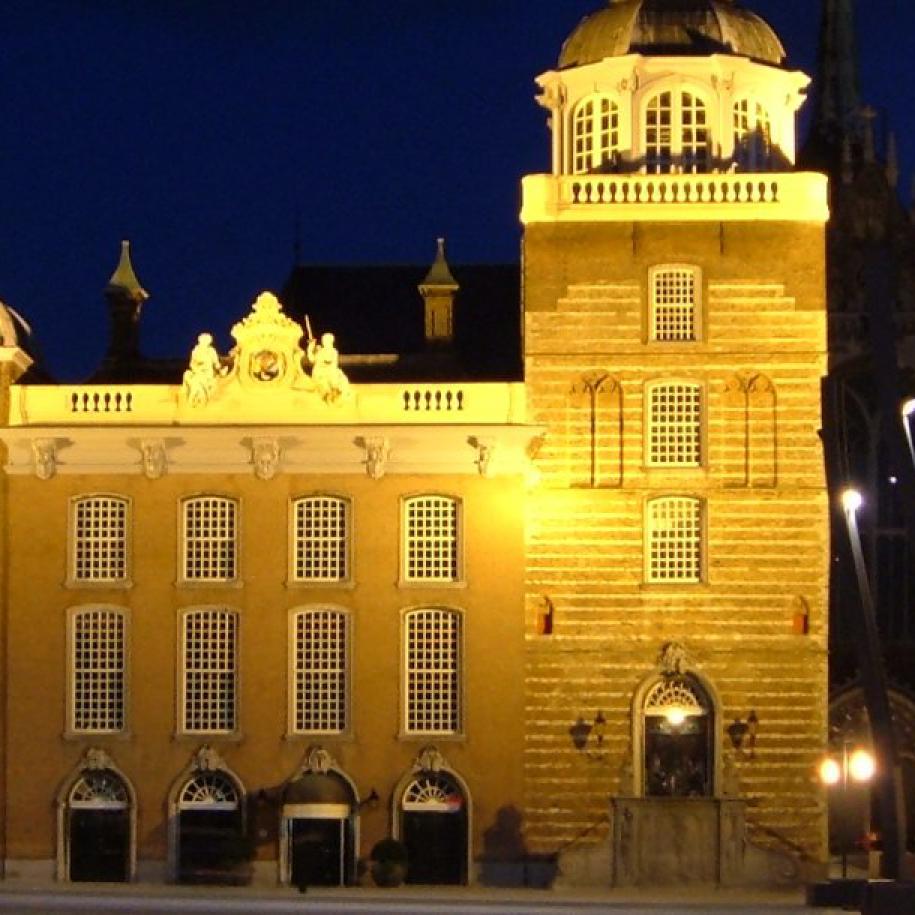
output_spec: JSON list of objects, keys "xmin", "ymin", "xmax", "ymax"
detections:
[
  {"xmin": 69, "ymin": 607, "xmax": 127, "ymax": 734},
  {"xmin": 290, "ymin": 496, "xmax": 350, "ymax": 583},
  {"xmin": 645, "ymin": 496, "xmax": 703, "ymax": 583},
  {"xmin": 646, "ymin": 382, "xmax": 702, "ymax": 467},
  {"xmin": 572, "ymin": 96, "xmax": 620, "ymax": 173},
  {"xmin": 644, "ymin": 90, "xmax": 709, "ymax": 173},
  {"xmin": 643, "ymin": 675, "xmax": 713, "ymax": 797},
  {"xmin": 290, "ymin": 607, "xmax": 350, "ymax": 734},
  {"xmin": 180, "ymin": 496, "xmax": 238, "ymax": 582},
  {"xmin": 402, "ymin": 495, "xmax": 461, "ymax": 582},
  {"xmin": 733, "ymin": 99, "xmax": 771, "ymax": 170},
  {"xmin": 403, "ymin": 608, "xmax": 462, "ymax": 735},
  {"xmin": 69, "ymin": 495, "xmax": 129, "ymax": 583},
  {"xmin": 180, "ymin": 608, "xmax": 238, "ymax": 734}
]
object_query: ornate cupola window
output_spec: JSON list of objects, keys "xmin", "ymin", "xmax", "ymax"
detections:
[{"xmin": 536, "ymin": 0, "xmax": 809, "ymax": 176}]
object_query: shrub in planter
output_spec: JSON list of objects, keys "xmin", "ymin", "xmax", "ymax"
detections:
[{"xmin": 370, "ymin": 838, "xmax": 409, "ymax": 887}]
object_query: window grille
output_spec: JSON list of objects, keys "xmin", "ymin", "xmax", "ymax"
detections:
[
  {"xmin": 647, "ymin": 497, "xmax": 702, "ymax": 582},
  {"xmin": 733, "ymin": 99, "xmax": 771, "ymax": 170},
  {"xmin": 182, "ymin": 497, "xmax": 237, "ymax": 582},
  {"xmin": 292, "ymin": 609, "xmax": 348, "ymax": 734},
  {"xmin": 402, "ymin": 773, "xmax": 462, "ymax": 811},
  {"xmin": 645, "ymin": 91, "xmax": 673, "ymax": 173},
  {"xmin": 680, "ymin": 92, "xmax": 709, "ymax": 172},
  {"xmin": 178, "ymin": 772, "xmax": 239, "ymax": 810},
  {"xmin": 69, "ymin": 770, "xmax": 129, "ymax": 808},
  {"xmin": 181, "ymin": 609, "xmax": 237, "ymax": 733},
  {"xmin": 645, "ymin": 91, "xmax": 708, "ymax": 173},
  {"xmin": 650, "ymin": 268, "xmax": 698, "ymax": 341},
  {"xmin": 71, "ymin": 608, "xmax": 126, "ymax": 732},
  {"xmin": 648, "ymin": 383, "xmax": 702, "ymax": 466},
  {"xmin": 404, "ymin": 608, "xmax": 461, "ymax": 734},
  {"xmin": 404, "ymin": 496, "xmax": 459, "ymax": 582},
  {"xmin": 292, "ymin": 497, "xmax": 349, "ymax": 582},
  {"xmin": 72, "ymin": 496, "xmax": 128, "ymax": 582},
  {"xmin": 572, "ymin": 96, "xmax": 620, "ymax": 173}
]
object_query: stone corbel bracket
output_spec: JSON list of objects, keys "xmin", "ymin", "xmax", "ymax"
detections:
[
  {"xmin": 139, "ymin": 439, "xmax": 168, "ymax": 479},
  {"xmin": 359, "ymin": 436, "xmax": 390, "ymax": 480},
  {"xmin": 468, "ymin": 436, "xmax": 498, "ymax": 478},
  {"xmin": 32, "ymin": 438, "xmax": 57, "ymax": 480},
  {"xmin": 251, "ymin": 437, "xmax": 281, "ymax": 481}
]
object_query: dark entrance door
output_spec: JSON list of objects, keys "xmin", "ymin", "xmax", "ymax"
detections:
[
  {"xmin": 177, "ymin": 809, "xmax": 243, "ymax": 884},
  {"xmin": 403, "ymin": 809, "xmax": 466, "ymax": 884},
  {"xmin": 69, "ymin": 809, "xmax": 129, "ymax": 882},
  {"xmin": 290, "ymin": 818, "xmax": 344, "ymax": 887}
]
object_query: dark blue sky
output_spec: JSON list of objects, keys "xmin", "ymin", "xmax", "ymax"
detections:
[{"xmin": 1, "ymin": 1, "xmax": 912, "ymax": 380}]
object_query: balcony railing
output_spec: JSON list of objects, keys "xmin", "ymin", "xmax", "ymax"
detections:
[
  {"xmin": 521, "ymin": 171, "xmax": 829, "ymax": 224},
  {"xmin": 7, "ymin": 382, "xmax": 526, "ymax": 427}
]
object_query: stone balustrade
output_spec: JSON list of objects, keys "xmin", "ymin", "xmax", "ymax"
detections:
[
  {"xmin": 8, "ymin": 382, "xmax": 526, "ymax": 426},
  {"xmin": 521, "ymin": 171, "xmax": 829, "ymax": 224}
]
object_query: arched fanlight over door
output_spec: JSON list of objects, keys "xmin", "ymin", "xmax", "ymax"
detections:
[{"xmin": 643, "ymin": 674, "xmax": 713, "ymax": 797}]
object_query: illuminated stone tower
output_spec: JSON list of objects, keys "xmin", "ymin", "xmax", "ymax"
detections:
[{"xmin": 521, "ymin": 0, "xmax": 830, "ymax": 883}]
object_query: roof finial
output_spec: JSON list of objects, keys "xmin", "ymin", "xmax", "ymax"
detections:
[
  {"xmin": 106, "ymin": 240, "xmax": 148, "ymax": 302},
  {"xmin": 421, "ymin": 237, "xmax": 458, "ymax": 288}
]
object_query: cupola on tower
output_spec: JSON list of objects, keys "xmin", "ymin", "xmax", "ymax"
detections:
[
  {"xmin": 537, "ymin": 0, "xmax": 808, "ymax": 176},
  {"xmin": 521, "ymin": 0, "xmax": 830, "ymax": 886}
]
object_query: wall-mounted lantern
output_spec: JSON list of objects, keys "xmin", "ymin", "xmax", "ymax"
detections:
[
  {"xmin": 727, "ymin": 710, "xmax": 759, "ymax": 758},
  {"xmin": 570, "ymin": 711, "xmax": 607, "ymax": 758}
]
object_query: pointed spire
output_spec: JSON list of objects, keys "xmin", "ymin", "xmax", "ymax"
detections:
[
  {"xmin": 421, "ymin": 237, "xmax": 458, "ymax": 288},
  {"xmin": 886, "ymin": 132, "xmax": 899, "ymax": 190},
  {"xmin": 106, "ymin": 240, "xmax": 148, "ymax": 302},
  {"xmin": 861, "ymin": 105, "xmax": 876, "ymax": 164},
  {"xmin": 811, "ymin": 0, "xmax": 861, "ymax": 149},
  {"xmin": 419, "ymin": 238, "xmax": 459, "ymax": 346}
]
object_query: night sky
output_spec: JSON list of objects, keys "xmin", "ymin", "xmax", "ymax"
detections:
[{"xmin": 2, "ymin": 1, "xmax": 912, "ymax": 380}]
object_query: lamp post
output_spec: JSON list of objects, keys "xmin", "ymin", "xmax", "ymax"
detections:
[
  {"xmin": 840, "ymin": 488, "xmax": 906, "ymax": 879},
  {"xmin": 819, "ymin": 743, "xmax": 876, "ymax": 878}
]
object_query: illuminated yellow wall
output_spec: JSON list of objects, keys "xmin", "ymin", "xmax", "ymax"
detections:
[
  {"xmin": 522, "ymin": 216, "xmax": 829, "ymax": 865},
  {"xmin": 1, "ymin": 468, "xmax": 525, "ymax": 877}
]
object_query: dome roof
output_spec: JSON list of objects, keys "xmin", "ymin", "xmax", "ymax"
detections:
[{"xmin": 558, "ymin": 0, "xmax": 785, "ymax": 69}]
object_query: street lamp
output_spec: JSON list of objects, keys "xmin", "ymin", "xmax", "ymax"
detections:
[
  {"xmin": 819, "ymin": 744, "xmax": 876, "ymax": 878},
  {"xmin": 901, "ymin": 398, "xmax": 915, "ymax": 467}
]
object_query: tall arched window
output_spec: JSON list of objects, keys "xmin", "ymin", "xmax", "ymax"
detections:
[
  {"xmin": 180, "ymin": 496, "xmax": 238, "ymax": 582},
  {"xmin": 572, "ymin": 96, "xmax": 620, "ymax": 173},
  {"xmin": 403, "ymin": 608, "xmax": 462, "ymax": 735},
  {"xmin": 643, "ymin": 675, "xmax": 713, "ymax": 797},
  {"xmin": 290, "ymin": 607, "xmax": 350, "ymax": 734},
  {"xmin": 179, "ymin": 608, "xmax": 238, "ymax": 734},
  {"xmin": 69, "ymin": 495, "xmax": 129, "ymax": 584},
  {"xmin": 290, "ymin": 495, "xmax": 350, "ymax": 583},
  {"xmin": 69, "ymin": 607, "xmax": 127, "ymax": 734},
  {"xmin": 644, "ymin": 90, "xmax": 709, "ymax": 173},
  {"xmin": 733, "ymin": 99, "xmax": 771, "ymax": 170}
]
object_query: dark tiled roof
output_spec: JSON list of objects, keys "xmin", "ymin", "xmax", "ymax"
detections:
[{"xmin": 281, "ymin": 263, "xmax": 521, "ymax": 381}]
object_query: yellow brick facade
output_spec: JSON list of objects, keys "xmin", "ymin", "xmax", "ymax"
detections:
[{"xmin": 521, "ymin": 217, "xmax": 829, "ymax": 866}]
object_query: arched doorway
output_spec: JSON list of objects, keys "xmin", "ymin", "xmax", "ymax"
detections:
[
  {"xmin": 175, "ymin": 770, "xmax": 245, "ymax": 883},
  {"xmin": 396, "ymin": 746, "xmax": 469, "ymax": 885},
  {"xmin": 167, "ymin": 746, "xmax": 248, "ymax": 884},
  {"xmin": 281, "ymin": 747, "xmax": 357, "ymax": 887},
  {"xmin": 642, "ymin": 674, "xmax": 714, "ymax": 798},
  {"xmin": 58, "ymin": 750, "xmax": 134, "ymax": 882}
]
